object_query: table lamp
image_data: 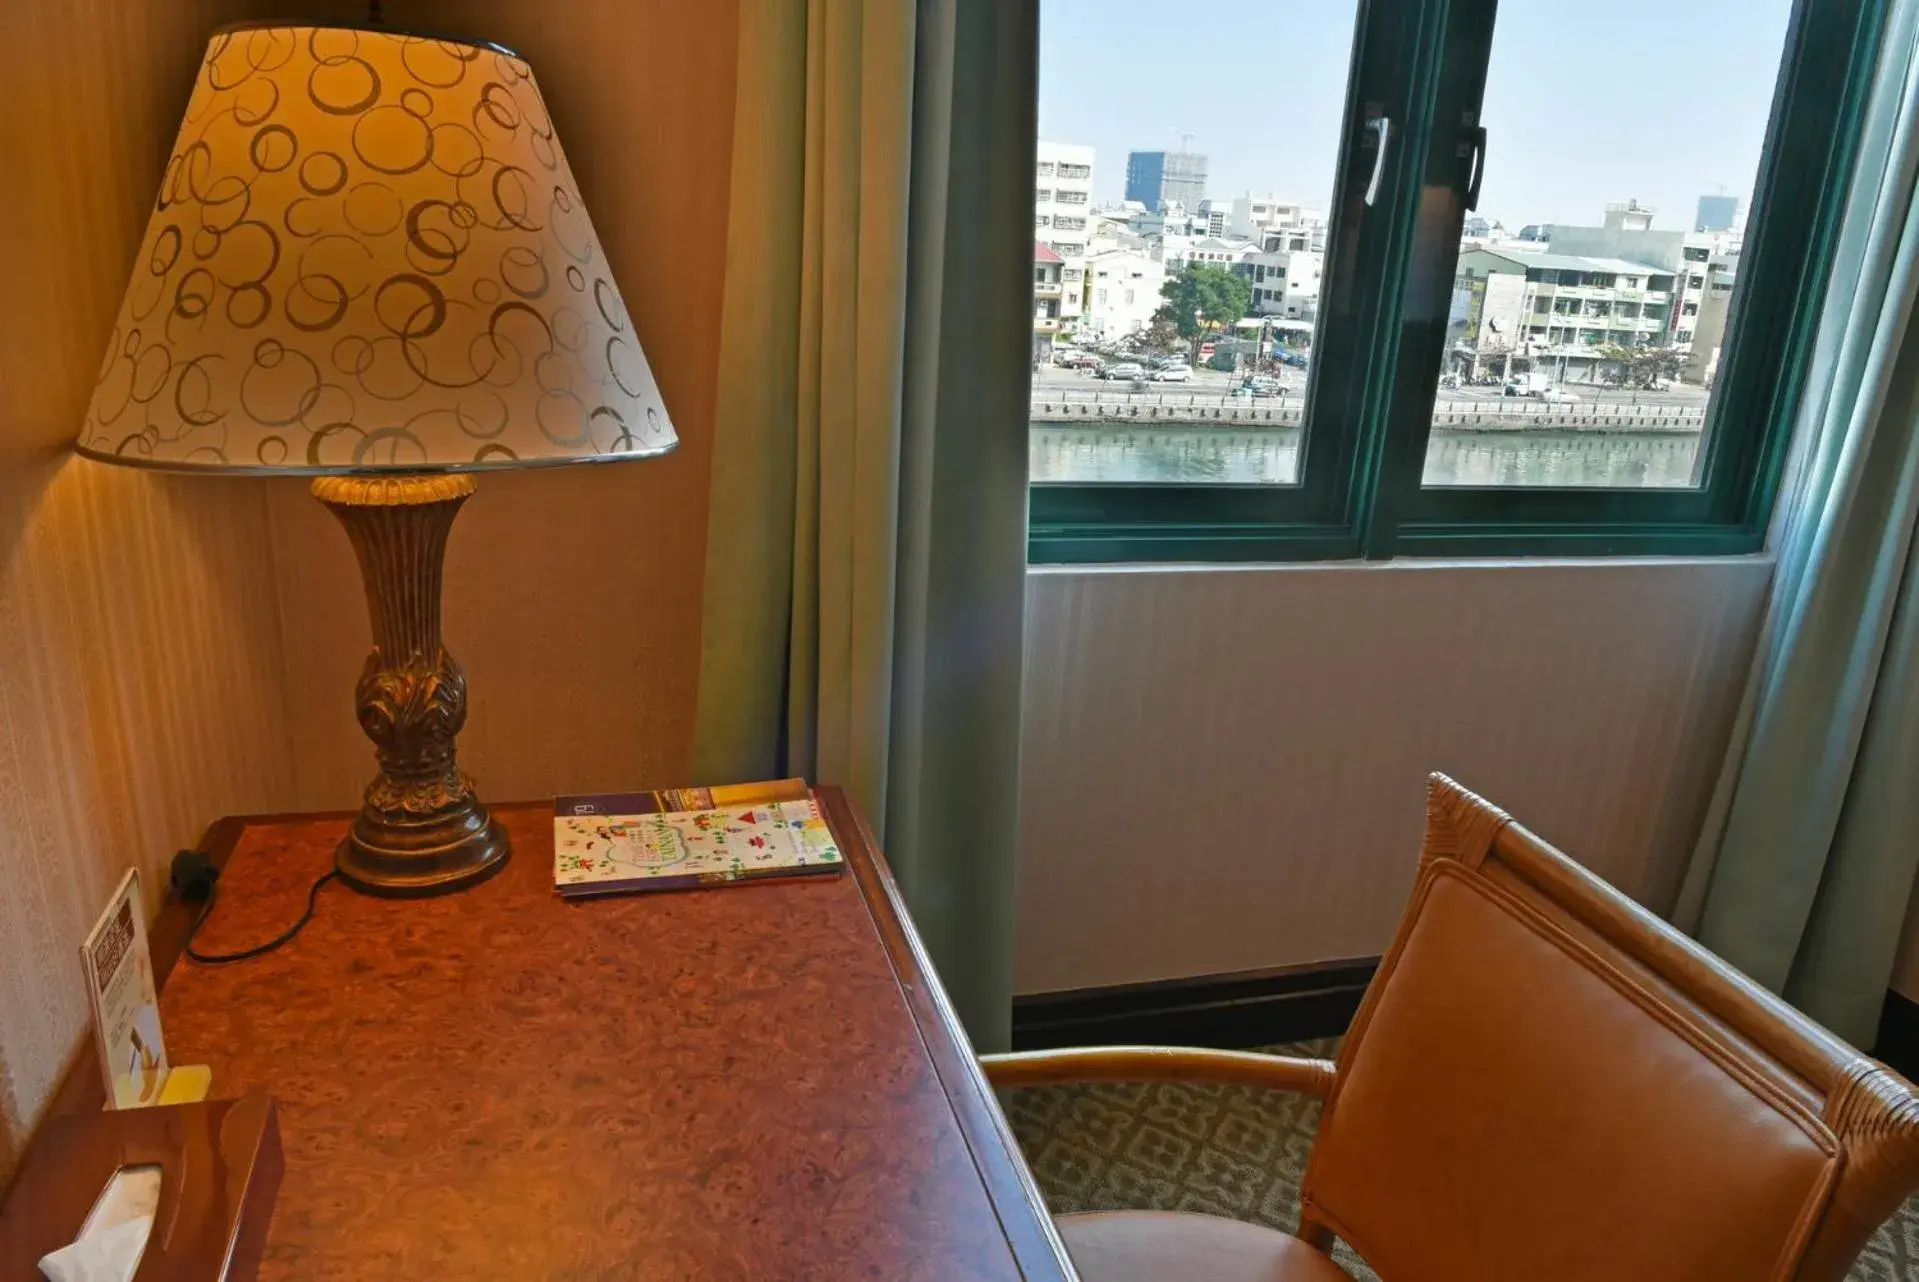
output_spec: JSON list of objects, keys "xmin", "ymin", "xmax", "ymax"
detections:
[{"xmin": 76, "ymin": 20, "xmax": 676, "ymax": 896}]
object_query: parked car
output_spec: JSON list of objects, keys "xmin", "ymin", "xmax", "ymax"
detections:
[
  {"xmin": 1438, "ymin": 373, "xmax": 1462, "ymax": 390},
  {"xmin": 1276, "ymin": 350, "xmax": 1309, "ymax": 368},
  {"xmin": 1151, "ymin": 364, "xmax": 1192, "ymax": 382},
  {"xmin": 1055, "ymin": 350, "xmax": 1100, "ymax": 371},
  {"xmin": 1100, "ymin": 362, "xmax": 1147, "ymax": 381},
  {"xmin": 1537, "ymin": 387, "xmax": 1580, "ymax": 404}
]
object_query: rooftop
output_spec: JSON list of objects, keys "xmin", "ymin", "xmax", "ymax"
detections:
[
  {"xmin": 1472, "ymin": 248, "xmax": 1673, "ymax": 276},
  {"xmin": 1034, "ymin": 242, "xmax": 1064, "ymax": 264}
]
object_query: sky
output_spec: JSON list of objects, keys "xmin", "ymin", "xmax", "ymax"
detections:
[{"xmin": 1040, "ymin": 0, "xmax": 1797, "ymax": 232}]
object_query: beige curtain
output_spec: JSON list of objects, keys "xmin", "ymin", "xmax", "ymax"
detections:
[
  {"xmin": 694, "ymin": 0, "xmax": 912, "ymax": 809},
  {"xmin": 694, "ymin": 0, "xmax": 1035, "ymax": 1049}
]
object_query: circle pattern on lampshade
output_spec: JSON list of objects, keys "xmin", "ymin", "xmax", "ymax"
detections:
[{"xmin": 78, "ymin": 24, "xmax": 677, "ymax": 473}]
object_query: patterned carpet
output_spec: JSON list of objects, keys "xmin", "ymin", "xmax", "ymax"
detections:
[{"xmin": 1002, "ymin": 1041, "xmax": 1919, "ymax": 1280}]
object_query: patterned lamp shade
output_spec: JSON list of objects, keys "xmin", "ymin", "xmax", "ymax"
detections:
[{"xmin": 78, "ymin": 22, "xmax": 676, "ymax": 473}]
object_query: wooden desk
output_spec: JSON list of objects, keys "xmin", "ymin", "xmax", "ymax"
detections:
[{"xmin": 52, "ymin": 790, "xmax": 1075, "ymax": 1279}]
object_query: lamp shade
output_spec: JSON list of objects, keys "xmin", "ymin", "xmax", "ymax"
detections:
[{"xmin": 77, "ymin": 23, "xmax": 676, "ymax": 473}]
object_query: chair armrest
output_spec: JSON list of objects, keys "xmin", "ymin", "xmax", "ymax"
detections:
[{"xmin": 980, "ymin": 1046, "xmax": 1337, "ymax": 1096}]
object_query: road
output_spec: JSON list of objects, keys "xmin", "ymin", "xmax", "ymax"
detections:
[{"xmin": 1032, "ymin": 363, "xmax": 1711, "ymax": 409}]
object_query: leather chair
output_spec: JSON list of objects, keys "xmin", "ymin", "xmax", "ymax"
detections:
[{"xmin": 984, "ymin": 774, "xmax": 1919, "ymax": 1282}]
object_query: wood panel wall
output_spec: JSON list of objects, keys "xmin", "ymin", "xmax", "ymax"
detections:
[
  {"xmin": 1016, "ymin": 559, "xmax": 1773, "ymax": 994},
  {"xmin": 0, "ymin": 0, "xmax": 301, "ymax": 1183}
]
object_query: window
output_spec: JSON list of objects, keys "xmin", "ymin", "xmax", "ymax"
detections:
[
  {"xmin": 1029, "ymin": 0, "xmax": 1882, "ymax": 562},
  {"xmin": 1035, "ymin": 187, "xmax": 1053, "ymax": 202}
]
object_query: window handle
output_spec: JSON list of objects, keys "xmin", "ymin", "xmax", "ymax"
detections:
[
  {"xmin": 1364, "ymin": 115, "xmax": 1392, "ymax": 207},
  {"xmin": 1464, "ymin": 124, "xmax": 1488, "ymax": 211}
]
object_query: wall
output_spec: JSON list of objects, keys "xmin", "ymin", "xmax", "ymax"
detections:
[
  {"xmin": 1892, "ymin": 889, "xmax": 1919, "ymax": 1002},
  {"xmin": 1015, "ymin": 559, "xmax": 1773, "ymax": 994},
  {"xmin": 0, "ymin": 0, "xmax": 301, "ymax": 1181},
  {"xmin": 0, "ymin": 0, "xmax": 738, "ymax": 1183},
  {"xmin": 266, "ymin": 0, "xmax": 739, "ymax": 811}
]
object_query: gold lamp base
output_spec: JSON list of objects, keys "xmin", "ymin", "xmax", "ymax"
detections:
[{"xmin": 312, "ymin": 473, "xmax": 509, "ymax": 897}]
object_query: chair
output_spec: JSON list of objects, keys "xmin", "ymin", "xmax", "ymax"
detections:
[{"xmin": 984, "ymin": 774, "xmax": 1919, "ymax": 1282}]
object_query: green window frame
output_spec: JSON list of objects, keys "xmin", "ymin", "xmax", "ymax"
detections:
[{"xmin": 1027, "ymin": 0, "xmax": 1888, "ymax": 565}]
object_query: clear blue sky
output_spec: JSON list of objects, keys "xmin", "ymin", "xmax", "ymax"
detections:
[{"xmin": 1040, "ymin": 0, "xmax": 1795, "ymax": 231}]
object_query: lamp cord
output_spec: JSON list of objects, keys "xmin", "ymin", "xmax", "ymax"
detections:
[{"xmin": 184, "ymin": 870, "xmax": 339, "ymax": 965}]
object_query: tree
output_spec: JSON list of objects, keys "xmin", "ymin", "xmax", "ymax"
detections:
[
  {"xmin": 1121, "ymin": 318, "xmax": 1183, "ymax": 358},
  {"xmin": 1598, "ymin": 343, "xmax": 1682, "ymax": 389},
  {"xmin": 1155, "ymin": 265, "xmax": 1252, "ymax": 364}
]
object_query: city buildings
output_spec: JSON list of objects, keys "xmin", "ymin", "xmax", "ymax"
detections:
[
  {"xmin": 1078, "ymin": 249, "xmax": 1167, "ymax": 344},
  {"xmin": 1125, "ymin": 148, "xmax": 1207, "ymax": 212},
  {"xmin": 1033, "ymin": 243, "xmax": 1064, "ymax": 363},
  {"xmin": 1035, "ymin": 140, "xmax": 1094, "ymax": 347},
  {"xmin": 1033, "ymin": 142, "xmax": 1744, "ymax": 384},
  {"xmin": 1449, "ymin": 248, "xmax": 1678, "ymax": 381},
  {"xmin": 1228, "ymin": 195, "xmax": 1317, "ymax": 243},
  {"xmin": 1441, "ymin": 199, "xmax": 1750, "ymax": 384},
  {"xmin": 1695, "ymin": 194, "xmax": 1740, "ymax": 232},
  {"xmin": 1035, "ymin": 140, "xmax": 1094, "ymax": 258},
  {"xmin": 1161, "ymin": 234, "xmax": 1260, "ymax": 272},
  {"xmin": 1685, "ymin": 248, "xmax": 1740, "ymax": 384},
  {"xmin": 1247, "ymin": 249, "xmax": 1324, "ymax": 322}
]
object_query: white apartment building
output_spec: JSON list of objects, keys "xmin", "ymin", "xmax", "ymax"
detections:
[
  {"xmin": 1247, "ymin": 250, "xmax": 1324, "ymax": 322},
  {"xmin": 1079, "ymin": 249, "xmax": 1166, "ymax": 344},
  {"xmin": 1035, "ymin": 141, "xmax": 1095, "ymax": 332},
  {"xmin": 1161, "ymin": 235, "xmax": 1259, "ymax": 272},
  {"xmin": 1226, "ymin": 195, "xmax": 1300, "ymax": 239},
  {"xmin": 1542, "ymin": 202, "xmax": 1741, "ymax": 347},
  {"xmin": 1685, "ymin": 247, "xmax": 1741, "ymax": 384},
  {"xmin": 1196, "ymin": 199, "xmax": 1232, "ymax": 237},
  {"xmin": 1450, "ymin": 248, "xmax": 1680, "ymax": 381}
]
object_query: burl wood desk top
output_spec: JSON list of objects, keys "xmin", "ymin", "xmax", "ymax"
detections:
[{"xmin": 58, "ymin": 789, "xmax": 1074, "ymax": 1280}]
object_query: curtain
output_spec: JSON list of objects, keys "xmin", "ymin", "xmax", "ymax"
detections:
[
  {"xmin": 693, "ymin": 0, "xmax": 1036, "ymax": 1051},
  {"xmin": 1674, "ymin": 0, "xmax": 1919, "ymax": 1047}
]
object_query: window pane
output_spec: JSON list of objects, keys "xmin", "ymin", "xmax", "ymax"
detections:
[
  {"xmin": 1029, "ymin": 0, "xmax": 1358, "ymax": 486},
  {"xmin": 1422, "ymin": 0, "xmax": 1792, "ymax": 489}
]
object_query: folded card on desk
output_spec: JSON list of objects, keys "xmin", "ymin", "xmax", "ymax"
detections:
[{"xmin": 553, "ymin": 779, "xmax": 843, "ymax": 898}]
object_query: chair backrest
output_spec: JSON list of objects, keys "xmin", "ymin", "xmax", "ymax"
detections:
[{"xmin": 1299, "ymin": 773, "xmax": 1919, "ymax": 1282}]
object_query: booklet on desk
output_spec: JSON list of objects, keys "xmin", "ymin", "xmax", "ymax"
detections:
[
  {"xmin": 80, "ymin": 868, "xmax": 169, "ymax": 1109},
  {"xmin": 553, "ymin": 779, "xmax": 844, "ymax": 898}
]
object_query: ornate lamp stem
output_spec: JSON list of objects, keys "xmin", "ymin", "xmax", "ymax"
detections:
[{"xmin": 311, "ymin": 474, "xmax": 509, "ymax": 896}]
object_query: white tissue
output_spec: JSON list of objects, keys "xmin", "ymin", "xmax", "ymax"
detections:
[
  {"xmin": 38, "ymin": 1165, "xmax": 161, "ymax": 1282},
  {"xmin": 38, "ymin": 1214, "xmax": 153, "ymax": 1282}
]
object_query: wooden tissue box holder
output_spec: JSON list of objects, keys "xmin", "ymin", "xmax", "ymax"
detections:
[{"xmin": 0, "ymin": 1094, "xmax": 281, "ymax": 1281}]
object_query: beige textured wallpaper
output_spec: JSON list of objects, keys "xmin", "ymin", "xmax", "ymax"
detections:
[
  {"xmin": 0, "ymin": 0, "xmax": 301, "ymax": 1182},
  {"xmin": 267, "ymin": 0, "xmax": 738, "ymax": 811}
]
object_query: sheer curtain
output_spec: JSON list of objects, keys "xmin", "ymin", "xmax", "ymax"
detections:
[
  {"xmin": 1676, "ymin": 0, "xmax": 1919, "ymax": 1046},
  {"xmin": 693, "ymin": 0, "xmax": 1035, "ymax": 1050}
]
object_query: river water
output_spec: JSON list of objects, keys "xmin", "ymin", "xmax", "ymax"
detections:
[{"xmin": 1030, "ymin": 424, "xmax": 1704, "ymax": 488}]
